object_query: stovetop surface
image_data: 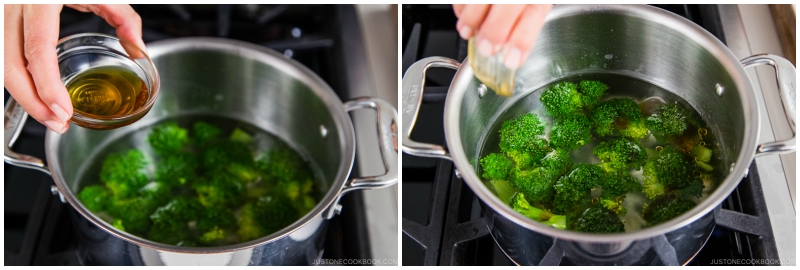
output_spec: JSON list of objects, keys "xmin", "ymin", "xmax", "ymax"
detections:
[
  {"xmin": 4, "ymin": 4, "xmax": 373, "ymax": 266},
  {"xmin": 401, "ymin": 4, "xmax": 780, "ymax": 266}
]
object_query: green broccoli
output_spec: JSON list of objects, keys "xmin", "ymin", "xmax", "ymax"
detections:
[
  {"xmin": 644, "ymin": 197, "xmax": 696, "ymax": 226},
  {"xmin": 692, "ymin": 144, "xmax": 713, "ymax": 163},
  {"xmin": 540, "ymin": 82, "xmax": 583, "ymax": 118},
  {"xmin": 257, "ymin": 148, "xmax": 313, "ymax": 185},
  {"xmin": 148, "ymin": 122, "xmax": 190, "ymax": 154},
  {"xmin": 510, "ymin": 193, "xmax": 566, "ymax": 229},
  {"xmin": 511, "ymin": 167, "xmax": 559, "ymax": 204},
  {"xmin": 590, "ymin": 98, "xmax": 649, "ymax": 139},
  {"xmin": 593, "ymin": 138, "xmax": 647, "ymax": 172},
  {"xmin": 138, "ymin": 181, "xmax": 172, "ymax": 206},
  {"xmin": 505, "ymin": 138, "xmax": 551, "ymax": 170},
  {"xmin": 571, "ymin": 205, "xmax": 625, "ymax": 233},
  {"xmin": 550, "ymin": 113, "xmax": 592, "ymax": 151},
  {"xmin": 154, "ymin": 151, "xmax": 198, "ymax": 186},
  {"xmin": 646, "ymin": 103, "xmax": 688, "ymax": 136},
  {"xmin": 192, "ymin": 171, "xmax": 245, "ymax": 207},
  {"xmin": 644, "ymin": 145, "xmax": 695, "ymax": 188},
  {"xmin": 578, "ymin": 80, "xmax": 609, "ymax": 108},
  {"xmin": 199, "ymin": 226, "xmax": 226, "ymax": 243},
  {"xmin": 553, "ymin": 164, "xmax": 604, "ymax": 213},
  {"xmin": 148, "ymin": 197, "xmax": 201, "ymax": 245},
  {"xmin": 642, "ymin": 162, "xmax": 666, "ymax": 200},
  {"xmin": 106, "ymin": 196, "xmax": 161, "ymax": 236},
  {"xmin": 196, "ymin": 206, "xmax": 236, "ymax": 244},
  {"xmin": 674, "ymin": 178, "xmax": 705, "ymax": 198},
  {"xmin": 497, "ymin": 113, "xmax": 550, "ymax": 170},
  {"xmin": 202, "ymin": 140, "xmax": 260, "ymax": 182},
  {"xmin": 229, "ymin": 127, "xmax": 254, "ymax": 144},
  {"xmin": 77, "ymin": 184, "xmax": 110, "ymax": 212},
  {"xmin": 599, "ymin": 195, "xmax": 628, "ymax": 216},
  {"xmin": 539, "ymin": 150, "xmax": 572, "ymax": 175},
  {"xmin": 192, "ymin": 121, "xmax": 223, "ymax": 144},
  {"xmin": 602, "ymin": 171, "xmax": 642, "ymax": 197},
  {"xmin": 480, "ymin": 153, "xmax": 514, "ymax": 180},
  {"xmin": 238, "ymin": 195, "xmax": 299, "ymax": 242},
  {"xmin": 491, "ymin": 179, "xmax": 518, "ymax": 204},
  {"xmin": 99, "ymin": 150, "xmax": 150, "ymax": 198}
]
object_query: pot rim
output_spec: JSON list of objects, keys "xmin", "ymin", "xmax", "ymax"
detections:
[
  {"xmin": 443, "ymin": 4, "xmax": 760, "ymax": 243},
  {"xmin": 46, "ymin": 37, "xmax": 357, "ymax": 253}
]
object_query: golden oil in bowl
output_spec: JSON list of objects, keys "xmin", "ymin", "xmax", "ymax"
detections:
[{"xmin": 66, "ymin": 66, "xmax": 149, "ymax": 118}]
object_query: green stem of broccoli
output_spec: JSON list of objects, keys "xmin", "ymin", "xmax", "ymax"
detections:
[{"xmin": 692, "ymin": 145, "xmax": 712, "ymax": 163}]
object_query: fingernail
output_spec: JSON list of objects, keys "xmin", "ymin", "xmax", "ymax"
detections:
[
  {"xmin": 477, "ymin": 38, "xmax": 494, "ymax": 57},
  {"xmin": 503, "ymin": 47, "xmax": 523, "ymax": 70},
  {"xmin": 458, "ymin": 25, "xmax": 473, "ymax": 40},
  {"xmin": 45, "ymin": 120, "xmax": 66, "ymax": 134},
  {"xmin": 50, "ymin": 103, "xmax": 70, "ymax": 124}
]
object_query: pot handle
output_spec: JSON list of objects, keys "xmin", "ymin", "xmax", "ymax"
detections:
[
  {"xmin": 741, "ymin": 54, "xmax": 796, "ymax": 157},
  {"xmin": 401, "ymin": 56, "xmax": 461, "ymax": 160},
  {"xmin": 323, "ymin": 97, "xmax": 398, "ymax": 219},
  {"xmin": 4, "ymin": 97, "xmax": 50, "ymax": 175}
]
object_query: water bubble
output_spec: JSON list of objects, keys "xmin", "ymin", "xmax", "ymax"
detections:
[
  {"xmin": 478, "ymin": 84, "xmax": 488, "ymax": 98},
  {"xmin": 605, "ymin": 54, "xmax": 614, "ymax": 60},
  {"xmin": 655, "ymin": 146, "xmax": 663, "ymax": 152},
  {"xmin": 320, "ymin": 125, "xmax": 328, "ymax": 138}
]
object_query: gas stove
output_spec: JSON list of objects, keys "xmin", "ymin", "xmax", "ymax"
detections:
[
  {"xmin": 4, "ymin": 4, "xmax": 382, "ymax": 265},
  {"xmin": 401, "ymin": 4, "xmax": 794, "ymax": 266}
]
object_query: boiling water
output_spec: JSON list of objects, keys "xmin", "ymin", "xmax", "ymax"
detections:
[{"xmin": 480, "ymin": 72, "xmax": 722, "ymax": 232}]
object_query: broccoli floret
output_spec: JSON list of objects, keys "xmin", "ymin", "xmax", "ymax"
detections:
[
  {"xmin": 192, "ymin": 171, "xmax": 245, "ymax": 207},
  {"xmin": 674, "ymin": 178, "xmax": 705, "ymax": 198},
  {"xmin": 550, "ymin": 113, "xmax": 592, "ymax": 151},
  {"xmin": 100, "ymin": 150, "xmax": 149, "ymax": 198},
  {"xmin": 196, "ymin": 206, "xmax": 236, "ymax": 244},
  {"xmin": 148, "ymin": 197, "xmax": 201, "ymax": 245},
  {"xmin": 154, "ymin": 151, "xmax": 198, "ymax": 186},
  {"xmin": 593, "ymin": 138, "xmax": 647, "ymax": 172},
  {"xmin": 257, "ymin": 148, "xmax": 312, "ymax": 185},
  {"xmin": 578, "ymin": 80, "xmax": 609, "ymax": 108},
  {"xmin": 646, "ymin": 103, "xmax": 688, "ymax": 136},
  {"xmin": 572, "ymin": 205, "xmax": 625, "ymax": 233},
  {"xmin": 480, "ymin": 153, "xmax": 513, "ymax": 180},
  {"xmin": 148, "ymin": 122, "xmax": 190, "ymax": 154},
  {"xmin": 203, "ymin": 140, "xmax": 254, "ymax": 169},
  {"xmin": 553, "ymin": 164, "xmax": 604, "ymax": 213},
  {"xmin": 138, "ymin": 181, "xmax": 172, "ymax": 206},
  {"xmin": 599, "ymin": 196, "xmax": 628, "ymax": 216},
  {"xmin": 229, "ymin": 127, "xmax": 254, "ymax": 144},
  {"xmin": 692, "ymin": 144, "xmax": 713, "ymax": 163},
  {"xmin": 510, "ymin": 193, "xmax": 566, "ymax": 229},
  {"xmin": 192, "ymin": 121, "xmax": 223, "ymax": 144},
  {"xmin": 602, "ymin": 171, "xmax": 642, "ymax": 196},
  {"xmin": 77, "ymin": 185, "xmax": 110, "ymax": 212},
  {"xmin": 540, "ymin": 82, "xmax": 583, "ymax": 118},
  {"xmin": 540, "ymin": 150, "xmax": 572, "ymax": 174},
  {"xmin": 106, "ymin": 196, "xmax": 161, "ymax": 236},
  {"xmin": 294, "ymin": 195, "xmax": 317, "ymax": 215},
  {"xmin": 590, "ymin": 98, "xmax": 649, "ymax": 139},
  {"xmin": 238, "ymin": 195, "xmax": 299, "ymax": 242},
  {"xmin": 505, "ymin": 138, "xmax": 551, "ymax": 170},
  {"xmin": 512, "ymin": 167, "xmax": 559, "ymax": 204},
  {"xmin": 644, "ymin": 197, "xmax": 696, "ymax": 226},
  {"xmin": 646, "ymin": 146, "xmax": 695, "ymax": 187},
  {"xmin": 642, "ymin": 162, "xmax": 666, "ymax": 200},
  {"xmin": 199, "ymin": 226, "xmax": 226, "ymax": 243},
  {"xmin": 498, "ymin": 114, "xmax": 550, "ymax": 169}
]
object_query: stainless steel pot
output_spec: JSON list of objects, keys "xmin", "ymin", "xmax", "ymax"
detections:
[
  {"xmin": 4, "ymin": 37, "xmax": 398, "ymax": 265},
  {"xmin": 402, "ymin": 5, "xmax": 795, "ymax": 265}
]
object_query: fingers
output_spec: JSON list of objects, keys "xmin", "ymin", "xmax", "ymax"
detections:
[
  {"xmin": 454, "ymin": 4, "xmax": 489, "ymax": 40},
  {"xmin": 475, "ymin": 5, "xmax": 525, "ymax": 57},
  {"xmin": 67, "ymin": 4, "xmax": 145, "ymax": 54},
  {"xmin": 5, "ymin": 5, "xmax": 53, "ymax": 130},
  {"xmin": 503, "ymin": 4, "xmax": 552, "ymax": 69},
  {"xmin": 21, "ymin": 4, "xmax": 73, "ymax": 133}
]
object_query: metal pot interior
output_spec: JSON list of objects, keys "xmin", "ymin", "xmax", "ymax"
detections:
[
  {"xmin": 448, "ymin": 5, "xmax": 758, "ymax": 241},
  {"xmin": 48, "ymin": 38, "xmax": 355, "ymax": 248}
]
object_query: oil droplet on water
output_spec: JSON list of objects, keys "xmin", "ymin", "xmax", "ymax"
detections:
[{"xmin": 66, "ymin": 66, "xmax": 148, "ymax": 117}]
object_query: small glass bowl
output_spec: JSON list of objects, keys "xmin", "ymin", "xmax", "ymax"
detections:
[{"xmin": 57, "ymin": 33, "xmax": 160, "ymax": 130}]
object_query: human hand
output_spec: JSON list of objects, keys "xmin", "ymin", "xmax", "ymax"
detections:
[
  {"xmin": 453, "ymin": 4, "xmax": 552, "ymax": 70},
  {"xmin": 4, "ymin": 4, "xmax": 144, "ymax": 134}
]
